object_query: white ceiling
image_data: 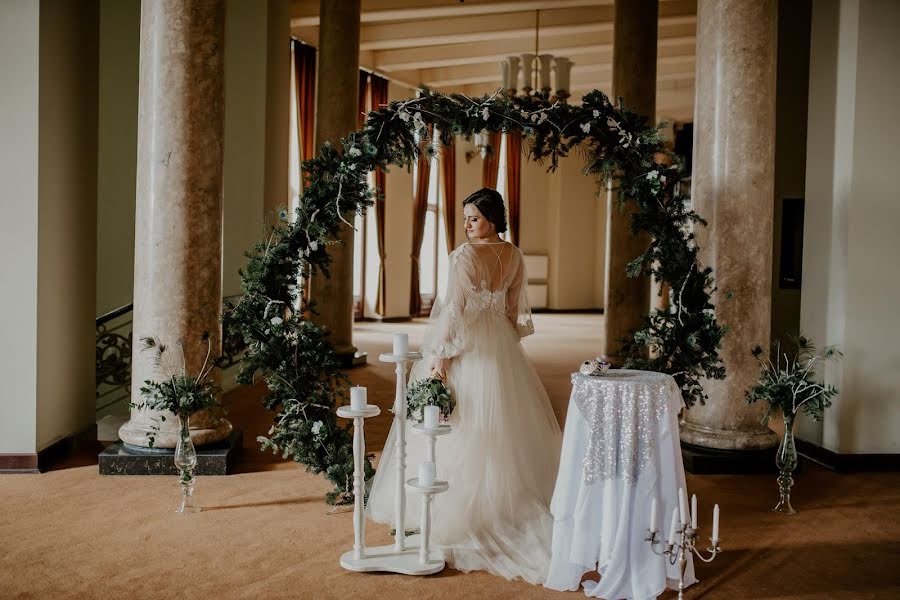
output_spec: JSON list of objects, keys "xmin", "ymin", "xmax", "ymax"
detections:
[{"xmin": 291, "ymin": 0, "xmax": 697, "ymax": 122}]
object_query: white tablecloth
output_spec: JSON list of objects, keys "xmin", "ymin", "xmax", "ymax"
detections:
[{"xmin": 545, "ymin": 370, "xmax": 696, "ymax": 600}]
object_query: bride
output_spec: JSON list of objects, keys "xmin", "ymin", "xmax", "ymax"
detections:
[{"xmin": 367, "ymin": 188, "xmax": 562, "ymax": 584}]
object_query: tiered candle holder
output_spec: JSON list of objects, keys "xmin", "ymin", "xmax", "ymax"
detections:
[
  {"xmin": 407, "ymin": 422, "xmax": 452, "ymax": 565},
  {"xmin": 338, "ymin": 351, "xmax": 444, "ymax": 575}
]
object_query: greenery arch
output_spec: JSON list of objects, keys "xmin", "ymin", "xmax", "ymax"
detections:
[{"xmin": 223, "ymin": 89, "xmax": 727, "ymax": 504}]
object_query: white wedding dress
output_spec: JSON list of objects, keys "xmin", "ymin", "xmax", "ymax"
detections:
[{"xmin": 367, "ymin": 241, "xmax": 562, "ymax": 584}]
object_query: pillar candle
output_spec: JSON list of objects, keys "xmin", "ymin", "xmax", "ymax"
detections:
[
  {"xmin": 350, "ymin": 386, "xmax": 367, "ymax": 411},
  {"xmin": 678, "ymin": 487, "xmax": 688, "ymax": 525},
  {"xmin": 712, "ymin": 504, "xmax": 720, "ymax": 542},
  {"xmin": 667, "ymin": 507, "xmax": 679, "ymax": 546},
  {"xmin": 393, "ymin": 333, "xmax": 408, "ymax": 356},
  {"xmin": 691, "ymin": 494, "xmax": 698, "ymax": 529},
  {"xmin": 424, "ymin": 405, "xmax": 440, "ymax": 429},
  {"xmin": 419, "ymin": 461, "xmax": 435, "ymax": 486},
  {"xmin": 649, "ymin": 497, "xmax": 658, "ymax": 533}
]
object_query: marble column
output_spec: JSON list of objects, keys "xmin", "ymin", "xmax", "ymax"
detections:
[
  {"xmin": 680, "ymin": 0, "xmax": 778, "ymax": 450},
  {"xmin": 603, "ymin": 0, "xmax": 657, "ymax": 365},
  {"xmin": 119, "ymin": 0, "xmax": 232, "ymax": 448},
  {"xmin": 310, "ymin": 0, "xmax": 363, "ymax": 364}
]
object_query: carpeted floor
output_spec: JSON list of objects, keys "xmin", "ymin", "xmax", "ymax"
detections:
[{"xmin": 1, "ymin": 314, "xmax": 898, "ymax": 599}]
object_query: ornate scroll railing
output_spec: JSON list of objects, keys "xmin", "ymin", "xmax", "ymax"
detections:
[{"xmin": 95, "ymin": 296, "xmax": 246, "ymax": 416}]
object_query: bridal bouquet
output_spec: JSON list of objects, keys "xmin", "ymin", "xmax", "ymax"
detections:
[{"xmin": 405, "ymin": 377, "xmax": 455, "ymax": 423}]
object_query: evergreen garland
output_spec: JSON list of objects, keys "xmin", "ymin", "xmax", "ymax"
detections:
[{"xmin": 224, "ymin": 88, "xmax": 727, "ymax": 504}]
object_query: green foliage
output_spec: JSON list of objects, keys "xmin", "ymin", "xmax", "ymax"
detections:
[
  {"xmin": 406, "ymin": 377, "xmax": 455, "ymax": 422},
  {"xmin": 225, "ymin": 87, "xmax": 727, "ymax": 503},
  {"xmin": 131, "ymin": 335, "xmax": 222, "ymax": 448},
  {"xmin": 746, "ymin": 336, "xmax": 842, "ymax": 425}
]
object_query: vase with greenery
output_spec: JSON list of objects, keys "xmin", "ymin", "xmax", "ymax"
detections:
[
  {"xmin": 746, "ymin": 336, "xmax": 841, "ymax": 514},
  {"xmin": 131, "ymin": 333, "xmax": 223, "ymax": 514},
  {"xmin": 405, "ymin": 377, "xmax": 455, "ymax": 423}
]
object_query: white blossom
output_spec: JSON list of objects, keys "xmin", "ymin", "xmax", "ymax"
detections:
[
  {"xmin": 593, "ymin": 109, "xmax": 600, "ymax": 118},
  {"xmin": 580, "ymin": 122, "xmax": 591, "ymax": 133},
  {"xmin": 270, "ymin": 316, "xmax": 283, "ymax": 326},
  {"xmin": 348, "ymin": 147, "xmax": 362, "ymax": 158},
  {"xmin": 398, "ymin": 110, "xmax": 411, "ymax": 122},
  {"xmin": 309, "ymin": 240, "xmax": 319, "ymax": 252},
  {"xmin": 607, "ymin": 116, "xmax": 621, "ymax": 130},
  {"xmin": 531, "ymin": 113, "xmax": 539, "ymax": 123},
  {"xmin": 311, "ymin": 420, "xmax": 324, "ymax": 437},
  {"xmin": 646, "ymin": 170, "xmax": 659, "ymax": 180},
  {"xmin": 660, "ymin": 175, "xmax": 667, "ymax": 184},
  {"xmin": 539, "ymin": 112, "xmax": 548, "ymax": 123},
  {"xmin": 482, "ymin": 107, "xmax": 490, "ymax": 121}
]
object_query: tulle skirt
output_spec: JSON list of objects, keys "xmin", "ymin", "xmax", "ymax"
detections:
[{"xmin": 366, "ymin": 312, "xmax": 562, "ymax": 584}]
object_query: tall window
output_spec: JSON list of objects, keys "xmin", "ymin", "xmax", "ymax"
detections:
[{"xmin": 418, "ymin": 149, "xmax": 450, "ymax": 315}]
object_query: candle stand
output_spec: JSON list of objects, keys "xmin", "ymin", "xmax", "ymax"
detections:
[
  {"xmin": 338, "ymin": 351, "xmax": 443, "ymax": 575},
  {"xmin": 407, "ymin": 422, "xmax": 451, "ymax": 566},
  {"xmin": 645, "ymin": 517, "xmax": 722, "ymax": 600}
]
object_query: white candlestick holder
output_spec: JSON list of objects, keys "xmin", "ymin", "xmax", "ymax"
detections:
[
  {"xmin": 336, "ymin": 403, "xmax": 381, "ymax": 564},
  {"xmin": 409, "ymin": 421, "xmax": 452, "ymax": 565},
  {"xmin": 646, "ymin": 506, "xmax": 722, "ymax": 600},
  {"xmin": 338, "ymin": 351, "xmax": 444, "ymax": 575}
]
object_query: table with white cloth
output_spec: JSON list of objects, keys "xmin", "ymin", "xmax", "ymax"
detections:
[{"xmin": 545, "ymin": 370, "xmax": 697, "ymax": 600}]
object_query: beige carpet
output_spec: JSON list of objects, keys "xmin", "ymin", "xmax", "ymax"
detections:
[{"xmin": 1, "ymin": 315, "xmax": 898, "ymax": 599}]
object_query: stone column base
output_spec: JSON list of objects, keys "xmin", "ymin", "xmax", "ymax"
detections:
[
  {"xmin": 118, "ymin": 418, "xmax": 233, "ymax": 449},
  {"xmin": 680, "ymin": 421, "xmax": 777, "ymax": 451}
]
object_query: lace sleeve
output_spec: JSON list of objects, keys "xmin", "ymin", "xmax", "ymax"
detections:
[
  {"xmin": 506, "ymin": 250, "xmax": 534, "ymax": 339},
  {"xmin": 422, "ymin": 248, "xmax": 471, "ymax": 358}
]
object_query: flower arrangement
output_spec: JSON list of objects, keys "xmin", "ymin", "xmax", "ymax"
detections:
[
  {"xmin": 746, "ymin": 335, "xmax": 842, "ymax": 425},
  {"xmin": 130, "ymin": 333, "xmax": 223, "ymax": 448},
  {"xmin": 406, "ymin": 377, "xmax": 455, "ymax": 423}
]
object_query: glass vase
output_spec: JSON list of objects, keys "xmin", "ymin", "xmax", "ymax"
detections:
[
  {"xmin": 773, "ymin": 412, "xmax": 798, "ymax": 514},
  {"xmin": 174, "ymin": 414, "xmax": 200, "ymax": 514}
]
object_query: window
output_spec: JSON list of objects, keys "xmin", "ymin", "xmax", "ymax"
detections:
[{"xmin": 418, "ymin": 147, "xmax": 450, "ymax": 316}]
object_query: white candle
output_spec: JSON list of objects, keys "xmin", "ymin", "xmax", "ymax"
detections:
[
  {"xmin": 649, "ymin": 498, "xmax": 658, "ymax": 534},
  {"xmin": 667, "ymin": 507, "xmax": 679, "ymax": 546},
  {"xmin": 350, "ymin": 386, "xmax": 367, "ymax": 411},
  {"xmin": 679, "ymin": 488, "xmax": 688, "ymax": 525},
  {"xmin": 538, "ymin": 54, "xmax": 553, "ymax": 91},
  {"xmin": 393, "ymin": 333, "xmax": 408, "ymax": 356},
  {"xmin": 423, "ymin": 405, "xmax": 440, "ymax": 429},
  {"xmin": 691, "ymin": 494, "xmax": 698, "ymax": 529},
  {"xmin": 712, "ymin": 504, "xmax": 720, "ymax": 543},
  {"xmin": 419, "ymin": 461, "xmax": 435, "ymax": 487}
]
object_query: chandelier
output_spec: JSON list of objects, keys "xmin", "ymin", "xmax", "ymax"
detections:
[{"xmin": 499, "ymin": 11, "xmax": 573, "ymax": 102}]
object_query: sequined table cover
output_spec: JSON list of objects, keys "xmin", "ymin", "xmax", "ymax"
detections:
[
  {"xmin": 546, "ymin": 370, "xmax": 696, "ymax": 599},
  {"xmin": 570, "ymin": 370, "xmax": 676, "ymax": 485}
]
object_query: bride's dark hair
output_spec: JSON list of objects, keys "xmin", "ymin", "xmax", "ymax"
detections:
[{"xmin": 463, "ymin": 188, "xmax": 508, "ymax": 234}]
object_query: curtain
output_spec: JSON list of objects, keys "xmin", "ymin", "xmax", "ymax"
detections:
[
  {"xmin": 292, "ymin": 40, "xmax": 316, "ymax": 176},
  {"xmin": 505, "ymin": 130, "xmax": 522, "ymax": 245},
  {"xmin": 440, "ymin": 137, "xmax": 457, "ymax": 253},
  {"xmin": 370, "ymin": 74, "xmax": 389, "ymax": 315},
  {"xmin": 481, "ymin": 130, "xmax": 502, "ymax": 189},
  {"xmin": 410, "ymin": 126, "xmax": 433, "ymax": 317}
]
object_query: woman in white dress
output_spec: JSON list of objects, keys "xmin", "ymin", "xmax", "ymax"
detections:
[{"xmin": 367, "ymin": 188, "xmax": 562, "ymax": 584}]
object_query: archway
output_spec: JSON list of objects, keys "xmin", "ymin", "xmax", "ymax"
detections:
[{"xmin": 223, "ymin": 89, "xmax": 726, "ymax": 504}]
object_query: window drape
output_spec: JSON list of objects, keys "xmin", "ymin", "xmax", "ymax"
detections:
[
  {"xmin": 410, "ymin": 126, "xmax": 433, "ymax": 317},
  {"xmin": 481, "ymin": 130, "xmax": 502, "ymax": 189},
  {"xmin": 505, "ymin": 130, "xmax": 522, "ymax": 245},
  {"xmin": 291, "ymin": 40, "xmax": 316, "ymax": 181},
  {"xmin": 440, "ymin": 137, "xmax": 456, "ymax": 253}
]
